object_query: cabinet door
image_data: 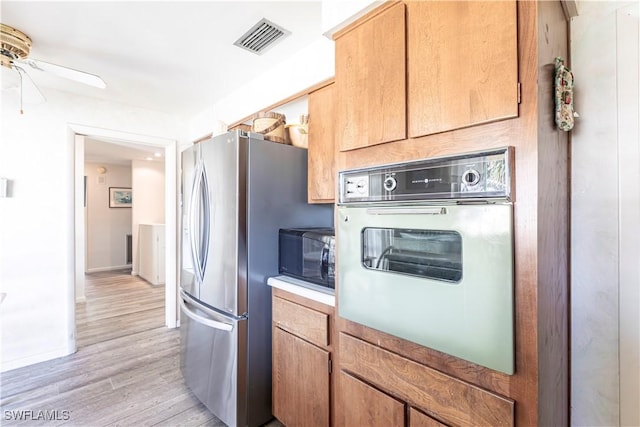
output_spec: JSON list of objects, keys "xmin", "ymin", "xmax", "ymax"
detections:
[
  {"xmin": 337, "ymin": 372, "xmax": 404, "ymax": 427},
  {"xmin": 409, "ymin": 407, "xmax": 448, "ymax": 427},
  {"xmin": 308, "ymin": 83, "xmax": 336, "ymax": 203},
  {"xmin": 407, "ymin": 1, "xmax": 518, "ymax": 138},
  {"xmin": 273, "ymin": 327, "xmax": 330, "ymax": 427},
  {"xmin": 336, "ymin": 2, "xmax": 406, "ymax": 151}
]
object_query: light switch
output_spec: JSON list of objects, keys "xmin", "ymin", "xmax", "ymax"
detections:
[{"xmin": 0, "ymin": 177, "xmax": 9, "ymax": 197}]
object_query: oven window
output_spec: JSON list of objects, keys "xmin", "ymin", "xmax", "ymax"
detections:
[{"xmin": 362, "ymin": 228, "xmax": 462, "ymax": 282}]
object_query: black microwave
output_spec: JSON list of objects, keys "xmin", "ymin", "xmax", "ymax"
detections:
[{"xmin": 278, "ymin": 228, "xmax": 335, "ymax": 289}]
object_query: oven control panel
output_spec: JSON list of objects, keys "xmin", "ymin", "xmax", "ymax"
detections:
[{"xmin": 338, "ymin": 147, "xmax": 514, "ymax": 204}]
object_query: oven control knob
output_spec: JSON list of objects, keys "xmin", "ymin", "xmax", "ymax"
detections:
[
  {"xmin": 462, "ymin": 169, "xmax": 481, "ymax": 186},
  {"xmin": 383, "ymin": 176, "xmax": 397, "ymax": 192}
]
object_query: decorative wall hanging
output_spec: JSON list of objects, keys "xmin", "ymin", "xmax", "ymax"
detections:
[
  {"xmin": 109, "ymin": 187, "xmax": 132, "ymax": 208},
  {"xmin": 554, "ymin": 57, "xmax": 576, "ymax": 131}
]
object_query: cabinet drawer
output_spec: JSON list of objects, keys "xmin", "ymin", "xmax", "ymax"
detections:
[
  {"xmin": 273, "ymin": 296, "xmax": 329, "ymax": 347},
  {"xmin": 340, "ymin": 333, "xmax": 514, "ymax": 426}
]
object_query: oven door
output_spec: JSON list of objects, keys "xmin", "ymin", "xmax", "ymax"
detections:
[{"xmin": 337, "ymin": 203, "xmax": 514, "ymax": 375}]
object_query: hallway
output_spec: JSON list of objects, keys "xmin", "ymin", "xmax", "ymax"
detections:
[{"xmin": 76, "ymin": 269, "xmax": 165, "ymax": 347}]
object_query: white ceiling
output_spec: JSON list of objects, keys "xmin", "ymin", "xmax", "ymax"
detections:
[
  {"xmin": 84, "ymin": 137, "xmax": 164, "ymax": 166},
  {"xmin": 1, "ymin": 1, "xmax": 323, "ymax": 117}
]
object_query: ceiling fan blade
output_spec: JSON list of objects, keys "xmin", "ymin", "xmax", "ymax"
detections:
[
  {"xmin": 13, "ymin": 65, "xmax": 46, "ymax": 105},
  {"xmin": 17, "ymin": 58, "xmax": 106, "ymax": 89}
]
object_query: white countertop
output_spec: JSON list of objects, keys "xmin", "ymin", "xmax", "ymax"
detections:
[{"xmin": 267, "ymin": 275, "xmax": 335, "ymax": 307}]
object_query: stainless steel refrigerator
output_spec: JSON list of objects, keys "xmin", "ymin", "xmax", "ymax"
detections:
[{"xmin": 179, "ymin": 130, "xmax": 333, "ymax": 427}]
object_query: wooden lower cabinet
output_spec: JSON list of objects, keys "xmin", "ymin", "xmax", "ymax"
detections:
[
  {"xmin": 272, "ymin": 290, "xmax": 334, "ymax": 426},
  {"xmin": 337, "ymin": 333, "xmax": 513, "ymax": 427},
  {"xmin": 337, "ymin": 372, "xmax": 404, "ymax": 427},
  {"xmin": 337, "ymin": 372, "xmax": 448, "ymax": 427},
  {"xmin": 408, "ymin": 408, "xmax": 447, "ymax": 427},
  {"xmin": 273, "ymin": 327, "xmax": 330, "ymax": 427}
]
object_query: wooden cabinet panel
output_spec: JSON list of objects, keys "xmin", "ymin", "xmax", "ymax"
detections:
[
  {"xmin": 337, "ymin": 372, "xmax": 404, "ymax": 427},
  {"xmin": 409, "ymin": 408, "xmax": 448, "ymax": 427},
  {"xmin": 407, "ymin": 1, "xmax": 518, "ymax": 138},
  {"xmin": 336, "ymin": 2, "xmax": 406, "ymax": 151},
  {"xmin": 273, "ymin": 296, "xmax": 329, "ymax": 347},
  {"xmin": 273, "ymin": 327, "xmax": 330, "ymax": 427},
  {"xmin": 332, "ymin": 2, "xmax": 569, "ymax": 426},
  {"xmin": 308, "ymin": 83, "xmax": 336, "ymax": 203},
  {"xmin": 340, "ymin": 333, "xmax": 514, "ymax": 427}
]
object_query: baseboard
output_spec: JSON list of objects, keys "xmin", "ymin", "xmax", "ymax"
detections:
[
  {"xmin": 85, "ymin": 264, "xmax": 132, "ymax": 273},
  {"xmin": 75, "ymin": 296, "xmax": 86, "ymax": 303},
  {"xmin": 1, "ymin": 346, "xmax": 74, "ymax": 373}
]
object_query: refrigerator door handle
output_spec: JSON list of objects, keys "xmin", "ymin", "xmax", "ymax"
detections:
[
  {"xmin": 188, "ymin": 162, "xmax": 206, "ymax": 284},
  {"xmin": 188, "ymin": 162, "xmax": 201, "ymax": 282},
  {"xmin": 180, "ymin": 290, "xmax": 234, "ymax": 332},
  {"xmin": 199, "ymin": 164, "xmax": 211, "ymax": 277}
]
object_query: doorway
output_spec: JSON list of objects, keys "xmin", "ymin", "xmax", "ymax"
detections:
[{"xmin": 71, "ymin": 124, "xmax": 178, "ymax": 352}]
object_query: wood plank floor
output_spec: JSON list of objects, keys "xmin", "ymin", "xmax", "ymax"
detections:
[
  {"xmin": 0, "ymin": 270, "xmax": 283, "ymax": 427},
  {"xmin": 76, "ymin": 269, "xmax": 165, "ymax": 348}
]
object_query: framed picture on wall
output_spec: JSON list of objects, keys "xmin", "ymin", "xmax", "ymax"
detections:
[{"xmin": 109, "ymin": 187, "xmax": 132, "ymax": 208}]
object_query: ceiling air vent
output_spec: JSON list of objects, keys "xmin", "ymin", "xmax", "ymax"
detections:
[{"xmin": 233, "ymin": 18, "xmax": 290, "ymax": 55}]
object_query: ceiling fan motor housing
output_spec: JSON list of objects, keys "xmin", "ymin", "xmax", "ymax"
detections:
[{"xmin": 0, "ymin": 23, "xmax": 32, "ymax": 68}]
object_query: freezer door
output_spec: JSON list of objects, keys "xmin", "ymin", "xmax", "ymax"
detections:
[
  {"xmin": 180, "ymin": 290, "xmax": 246, "ymax": 427},
  {"xmin": 198, "ymin": 133, "xmax": 242, "ymax": 316}
]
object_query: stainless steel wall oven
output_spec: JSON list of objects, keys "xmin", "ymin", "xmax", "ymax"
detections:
[{"xmin": 337, "ymin": 148, "xmax": 515, "ymax": 374}]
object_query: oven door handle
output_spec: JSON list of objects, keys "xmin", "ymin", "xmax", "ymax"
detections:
[{"xmin": 366, "ymin": 207, "xmax": 447, "ymax": 216}]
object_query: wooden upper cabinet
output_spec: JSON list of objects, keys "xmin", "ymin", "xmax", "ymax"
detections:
[
  {"xmin": 308, "ymin": 83, "xmax": 336, "ymax": 203},
  {"xmin": 407, "ymin": 1, "xmax": 518, "ymax": 137},
  {"xmin": 335, "ymin": 2, "xmax": 407, "ymax": 151}
]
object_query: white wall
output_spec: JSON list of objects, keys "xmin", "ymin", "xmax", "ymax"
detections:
[
  {"xmin": 571, "ymin": 1, "xmax": 640, "ymax": 425},
  {"xmin": 189, "ymin": 37, "xmax": 335, "ymax": 141},
  {"xmin": 0, "ymin": 88, "xmax": 185, "ymax": 372},
  {"xmin": 131, "ymin": 159, "xmax": 165, "ymax": 275},
  {"xmin": 84, "ymin": 162, "xmax": 132, "ymax": 271},
  {"xmin": 321, "ymin": 0, "xmax": 382, "ymax": 37}
]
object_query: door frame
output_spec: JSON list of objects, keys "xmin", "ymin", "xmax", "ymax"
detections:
[
  {"xmin": 70, "ymin": 123, "xmax": 178, "ymax": 351},
  {"xmin": 617, "ymin": 3, "xmax": 640, "ymax": 425}
]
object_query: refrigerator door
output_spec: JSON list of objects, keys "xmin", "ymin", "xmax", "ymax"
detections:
[
  {"xmin": 180, "ymin": 289, "xmax": 246, "ymax": 427},
  {"xmin": 180, "ymin": 145, "xmax": 200, "ymax": 298},
  {"xmin": 198, "ymin": 132, "xmax": 243, "ymax": 316}
]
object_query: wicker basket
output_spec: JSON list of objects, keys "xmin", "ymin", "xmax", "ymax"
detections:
[
  {"xmin": 230, "ymin": 123, "xmax": 252, "ymax": 133},
  {"xmin": 286, "ymin": 124, "xmax": 308, "ymax": 148},
  {"xmin": 252, "ymin": 112, "xmax": 287, "ymax": 143}
]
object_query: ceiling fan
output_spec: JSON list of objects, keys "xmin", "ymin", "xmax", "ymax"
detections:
[{"xmin": 1, "ymin": 23, "xmax": 106, "ymax": 113}]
